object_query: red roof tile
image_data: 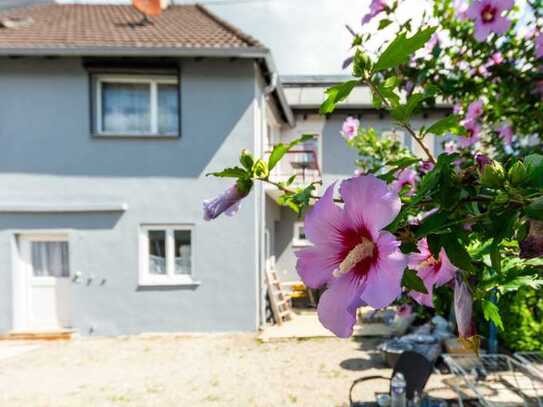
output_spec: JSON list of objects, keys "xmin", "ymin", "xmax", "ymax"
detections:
[{"xmin": 0, "ymin": 4, "xmax": 264, "ymax": 51}]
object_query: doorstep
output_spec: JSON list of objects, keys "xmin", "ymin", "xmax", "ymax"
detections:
[{"xmin": 0, "ymin": 329, "xmax": 77, "ymax": 341}]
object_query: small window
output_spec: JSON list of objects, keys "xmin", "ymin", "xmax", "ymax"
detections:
[
  {"xmin": 31, "ymin": 241, "xmax": 70, "ymax": 278},
  {"xmin": 293, "ymin": 222, "xmax": 310, "ymax": 247},
  {"xmin": 95, "ymin": 75, "xmax": 179, "ymax": 137},
  {"xmin": 140, "ymin": 225, "xmax": 197, "ymax": 286}
]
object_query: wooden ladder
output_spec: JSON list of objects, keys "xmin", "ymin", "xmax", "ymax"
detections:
[{"xmin": 265, "ymin": 268, "xmax": 292, "ymax": 325}]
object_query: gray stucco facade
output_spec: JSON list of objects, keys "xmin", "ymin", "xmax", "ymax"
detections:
[{"xmin": 0, "ymin": 57, "xmax": 266, "ymax": 335}]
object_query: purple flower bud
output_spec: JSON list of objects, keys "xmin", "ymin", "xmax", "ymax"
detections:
[
  {"xmin": 203, "ymin": 184, "xmax": 249, "ymax": 221},
  {"xmin": 361, "ymin": 0, "xmax": 388, "ymax": 25},
  {"xmin": 420, "ymin": 160, "xmax": 435, "ymax": 174},
  {"xmin": 520, "ymin": 220, "xmax": 543, "ymax": 259},
  {"xmin": 475, "ymin": 153, "xmax": 492, "ymax": 171},
  {"xmin": 454, "ymin": 275, "xmax": 476, "ymax": 338}
]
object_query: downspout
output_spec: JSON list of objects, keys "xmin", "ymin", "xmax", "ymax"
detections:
[{"xmin": 264, "ymin": 72, "xmax": 278, "ymax": 96}]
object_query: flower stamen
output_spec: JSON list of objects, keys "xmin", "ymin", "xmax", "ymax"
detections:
[{"xmin": 333, "ymin": 238, "xmax": 375, "ymax": 278}]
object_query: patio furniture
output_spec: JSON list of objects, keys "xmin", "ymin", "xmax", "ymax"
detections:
[
  {"xmin": 443, "ymin": 353, "xmax": 543, "ymax": 407},
  {"xmin": 349, "ymin": 351, "xmax": 434, "ymax": 406}
]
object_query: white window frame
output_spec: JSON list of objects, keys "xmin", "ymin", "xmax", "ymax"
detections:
[
  {"xmin": 293, "ymin": 222, "xmax": 310, "ymax": 247},
  {"xmin": 139, "ymin": 224, "xmax": 199, "ymax": 286},
  {"xmin": 95, "ymin": 74, "xmax": 179, "ymax": 137}
]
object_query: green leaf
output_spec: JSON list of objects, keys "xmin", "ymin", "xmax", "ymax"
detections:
[
  {"xmin": 378, "ymin": 18, "xmax": 393, "ymax": 30},
  {"xmin": 525, "ymin": 154, "xmax": 543, "ymax": 188},
  {"xmin": 441, "ymin": 233, "xmax": 475, "ymax": 272},
  {"xmin": 415, "ymin": 211, "xmax": 449, "ymax": 238},
  {"xmin": 427, "ymin": 234, "xmax": 442, "ymax": 259},
  {"xmin": 386, "ymin": 157, "xmax": 421, "ymax": 168},
  {"xmin": 373, "ymin": 26, "xmax": 437, "ymax": 73},
  {"xmin": 268, "ymin": 134, "xmax": 315, "ymax": 171},
  {"xmin": 481, "ymin": 299, "xmax": 504, "ymax": 331},
  {"xmin": 527, "ymin": 197, "xmax": 543, "ymax": 221},
  {"xmin": 320, "ymin": 80, "xmax": 359, "ymax": 114},
  {"xmin": 286, "ymin": 175, "xmax": 297, "ymax": 186},
  {"xmin": 402, "ymin": 269, "xmax": 428, "ymax": 294},
  {"xmin": 207, "ymin": 167, "xmax": 247, "ymax": 178},
  {"xmin": 240, "ymin": 151, "xmax": 254, "ymax": 172},
  {"xmin": 426, "ymin": 115, "xmax": 461, "ymax": 136}
]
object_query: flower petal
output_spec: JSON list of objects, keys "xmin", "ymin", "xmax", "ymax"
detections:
[
  {"xmin": 359, "ymin": 231, "xmax": 406, "ymax": 308},
  {"xmin": 317, "ymin": 274, "xmax": 362, "ymax": 338},
  {"xmin": 495, "ymin": 0, "xmax": 514, "ymax": 11},
  {"xmin": 489, "ymin": 15, "xmax": 511, "ymax": 35},
  {"xmin": 339, "ymin": 175, "xmax": 401, "ymax": 238},
  {"xmin": 434, "ymin": 248, "xmax": 457, "ymax": 287},
  {"xmin": 454, "ymin": 275, "xmax": 476, "ymax": 338},
  {"xmin": 410, "ymin": 288, "xmax": 434, "ymax": 307},
  {"xmin": 303, "ymin": 183, "xmax": 346, "ymax": 247},
  {"xmin": 296, "ymin": 246, "xmax": 342, "ymax": 289}
]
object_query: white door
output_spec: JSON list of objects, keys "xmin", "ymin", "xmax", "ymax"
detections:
[{"xmin": 16, "ymin": 234, "xmax": 71, "ymax": 330}]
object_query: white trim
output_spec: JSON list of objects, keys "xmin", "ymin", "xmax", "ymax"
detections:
[
  {"xmin": 0, "ymin": 202, "xmax": 128, "ymax": 213},
  {"xmin": 292, "ymin": 222, "xmax": 310, "ymax": 247},
  {"xmin": 95, "ymin": 74, "xmax": 179, "ymax": 137},
  {"xmin": 138, "ymin": 224, "xmax": 199, "ymax": 287}
]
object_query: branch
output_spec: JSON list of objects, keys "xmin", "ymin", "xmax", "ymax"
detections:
[{"xmin": 365, "ymin": 80, "xmax": 437, "ymax": 165}]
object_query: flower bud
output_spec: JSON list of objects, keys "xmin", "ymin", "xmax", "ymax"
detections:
[
  {"xmin": 508, "ymin": 161, "xmax": 528, "ymax": 186},
  {"xmin": 480, "ymin": 161, "xmax": 505, "ymax": 188}
]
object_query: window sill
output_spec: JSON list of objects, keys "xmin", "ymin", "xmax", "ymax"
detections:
[
  {"xmin": 292, "ymin": 241, "xmax": 311, "ymax": 248},
  {"xmin": 138, "ymin": 278, "xmax": 201, "ymax": 288},
  {"xmin": 93, "ymin": 133, "xmax": 179, "ymax": 140}
]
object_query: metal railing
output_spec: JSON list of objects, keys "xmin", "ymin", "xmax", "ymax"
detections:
[{"xmin": 264, "ymin": 148, "xmax": 321, "ymax": 185}]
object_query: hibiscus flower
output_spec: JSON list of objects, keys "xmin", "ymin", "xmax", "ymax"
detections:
[
  {"xmin": 296, "ymin": 175, "xmax": 407, "ymax": 337},
  {"xmin": 459, "ymin": 120, "xmax": 481, "ymax": 148},
  {"xmin": 362, "ymin": 0, "xmax": 389, "ymax": 25},
  {"xmin": 390, "ymin": 168, "xmax": 418, "ymax": 194},
  {"xmin": 465, "ymin": 0, "xmax": 514, "ymax": 42},
  {"xmin": 499, "ymin": 124, "xmax": 513, "ymax": 145},
  {"xmin": 203, "ymin": 184, "xmax": 249, "ymax": 221},
  {"xmin": 341, "ymin": 117, "xmax": 360, "ymax": 141},
  {"xmin": 408, "ymin": 238, "xmax": 457, "ymax": 307}
]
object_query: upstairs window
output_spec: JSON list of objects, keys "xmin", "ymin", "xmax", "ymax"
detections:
[{"xmin": 95, "ymin": 75, "xmax": 179, "ymax": 137}]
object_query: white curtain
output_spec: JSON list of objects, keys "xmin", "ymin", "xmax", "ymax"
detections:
[
  {"xmin": 31, "ymin": 242, "xmax": 69, "ymax": 278},
  {"xmin": 102, "ymin": 82, "xmax": 151, "ymax": 133},
  {"xmin": 158, "ymin": 84, "xmax": 179, "ymax": 135}
]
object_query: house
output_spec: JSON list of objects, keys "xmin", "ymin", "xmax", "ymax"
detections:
[
  {"xmin": 0, "ymin": 3, "xmax": 447, "ymax": 336},
  {"xmin": 0, "ymin": 3, "xmax": 293, "ymax": 335}
]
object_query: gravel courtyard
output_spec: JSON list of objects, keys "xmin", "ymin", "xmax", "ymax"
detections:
[{"xmin": 0, "ymin": 334, "xmax": 390, "ymax": 407}]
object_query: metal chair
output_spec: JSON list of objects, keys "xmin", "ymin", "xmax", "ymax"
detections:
[{"xmin": 349, "ymin": 351, "xmax": 434, "ymax": 406}]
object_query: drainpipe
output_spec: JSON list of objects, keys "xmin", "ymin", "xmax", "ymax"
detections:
[{"xmin": 264, "ymin": 72, "xmax": 278, "ymax": 96}]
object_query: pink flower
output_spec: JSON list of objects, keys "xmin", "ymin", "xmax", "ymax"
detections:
[
  {"xmin": 499, "ymin": 124, "xmax": 513, "ymax": 145},
  {"xmin": 390, "ymin": 168, "xmax": 418, "ymax": 194},
  {"xmin": 362, "ymin": 0, "xmax": 388, "ymax": 25},
  {"xmin": 203, "ymin": 184, "xmax": 248, "ymax": 221},
  {"xmin": 489, "ymin": 51, "xmax": 504, "ymax": 65},
  {"xmin": 296, "ymin": 175, "xmax": 407, "ymax": 337},
  {"xmin": 453, "ymin": 103, "xmax": 463, "ymax": 114},
  {"xmin": 341, "ymin": 117, "xmax": 360, "ymax": 141},
  {"xmin": 466, "ymin": 0, "xmax": 514, "ymax": 42},
  {"xmin": 408, "ymin": 239, "xmax": 457, "ymax": 307},
  {"xmin": 397, "ymin": 304, "xmax": 412, "ymax": 318},
  {"xmin": 454, "ymin": 275, "xmax": 476, "ymax": 338},
  {"xmin": 426, "ymin": 33, "xmax": 441, "ymax": 50},
  {"xmin": 444, "ymin": 140, "xmax": 459, "ymax": 154},
  {"xmin": 536, "ymin": 33, "xmax": 543, "ymax": 58},
  {"xmin": 455, "ymin": 0, "xmax": 470, "ymax": 20},
  {"xmin": 420, "ymin": 160, "xmax": 435, "ymax": 174},
  {"xmin": 458, "ymin": 120, "xmax": 481, "ymax": 148},
  {"xmin": 475, "ymin": 153, "xmax": 492, "ymax": 170},
  {"xmin": 466, "ymin": 100, "xmax": 484, "ymax": 121}
]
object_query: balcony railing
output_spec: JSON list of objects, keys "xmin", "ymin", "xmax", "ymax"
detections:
[{"xmin": 265, "ymin": 148, "xmax": 322, "ymax": 186}]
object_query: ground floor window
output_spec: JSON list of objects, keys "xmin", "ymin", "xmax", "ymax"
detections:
[
  {"xmin": 139, "ymin": 225, "xmax": 196, "ymax": 286},
  {"xmin": 293, "ymin": 222, "xmax": 310, "ymax": 247}
]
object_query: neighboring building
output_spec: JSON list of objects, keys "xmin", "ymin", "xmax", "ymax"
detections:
[
  {"xmin": 0, "ymin": 3, "xmax": 293, "ymax": 335},
  {"xmin": 0, "ymin": 4, "xmax": 449, "ymax": 336},
  {"xmin": 265, "ymin": 75, "xmax": 449, "ymax": 285}
]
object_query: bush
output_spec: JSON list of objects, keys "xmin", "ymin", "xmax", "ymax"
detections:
[{"xmin": 499, "ymin": 287, "xmax": 543, "ymax": 352}]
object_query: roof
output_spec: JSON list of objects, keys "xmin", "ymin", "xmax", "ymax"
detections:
[
  {"xmin": 0, "ymin": 3, "xmax": 294, "ymax": 126},
  {"xmin": 281, "ymin": 75, "xmax": 355, "ymax": 87},
  {"xmin": 0, "ymin": 4, "xmax": 264, "ymax": 51}
]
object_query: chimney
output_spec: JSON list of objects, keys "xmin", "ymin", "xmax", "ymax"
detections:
[{"xmin": 133, "ymin": 0, "xmax": 162, "ymax": 18}]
